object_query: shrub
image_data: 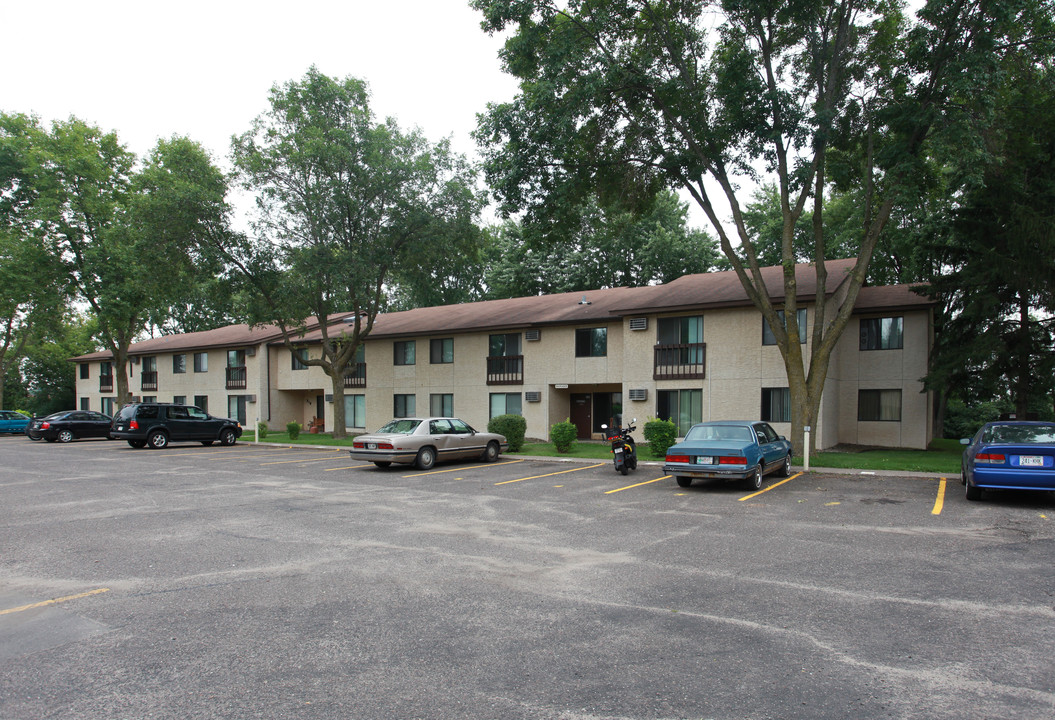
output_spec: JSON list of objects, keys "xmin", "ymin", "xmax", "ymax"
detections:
[
  {"xmin": 644, "ymin": 417, "xmax": 678, "ymax": 458},
  {"xmin": 549, "ymin": 418, "xmax": 578, "ymax": 453},
  {"xmin": 488, "ymin": 414, "xmax": 527, "ymax": 452},
  {"xmin": 257, "ymin": 421, "xmax": 269, "ymax": 439},
  {"xmin": 287, "ymin": 421, "xmax": 301, "ymax": 440}
]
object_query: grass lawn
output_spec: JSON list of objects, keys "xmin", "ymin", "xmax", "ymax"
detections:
[{"xmin": 244, "ymin": 432, "xmax": 964, "ymax": 474}]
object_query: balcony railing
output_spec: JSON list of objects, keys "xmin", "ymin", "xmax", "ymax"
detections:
[
  {"xmin": 487, "ymin": 355, "xmax": 524, "ymax": 385},
  {"xmin": 226, "ymin": 365, "xmax": 247, "ymax": 390},
  {"xmin": 343, "ymin": 363, "xmax": 367, "ymax": 388},
  {"xmin": 654, "ymin": 343, "xmax": 706, "ymax": 380},
  {"xmin": 99, "ymin": 376, "xmax": 114, "ymax": 393},
  {"xmin": 140, "ymin": 371, "xmax": 158, "ymax": 392}
]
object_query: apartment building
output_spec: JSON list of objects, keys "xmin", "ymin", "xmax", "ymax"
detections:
[{"xmin": 72, "ymin": 259, "xmax": 935, "ymax": 449}]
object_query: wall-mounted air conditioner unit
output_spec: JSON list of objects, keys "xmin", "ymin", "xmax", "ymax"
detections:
[
  {"xmin": 325, "ymin": 394, "xmax": 334, "ymax": 402},
  {"xmin": 628, "ymin": 388, "xmax": 648, "ymax": 401},
  {"xmin": 525, "ymin": 391, "xmax": 542, "ymax": 402},
  {"xmin": 525, "ymin": 330, "xmax": 541, "ymax": 341},
  {"xmin": 245, "ymin": 347, "xmax": 256, "ymax": 356},
  {"xmin": 130, "ymin": 357, "xmax": 140, "ymax": 364},
  {"xmin": 629, "ymin": 318, "xmax": 649, "ymax": 331},
  {"xmin": 246, "ymin": 395, "xmax": 257, "ymax": 403}
]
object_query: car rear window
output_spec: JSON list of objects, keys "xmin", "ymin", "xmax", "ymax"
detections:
[
  {"xmin": 686, "ymin": 425, "xmax": 754, "ymax": 442},
  {"xmin": 988, "ymin": 425, "xmax": 1055, "ymax": 444},
  {"xmin": 378, "ymin": 419, "xmax": 421, "ymax": 434}
]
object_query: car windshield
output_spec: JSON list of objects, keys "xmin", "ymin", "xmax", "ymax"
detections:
[
  {"xmin": 377, "ymin": 419, "xmax": 421, "ymax": 435},
  {"xmin": 685, "ymin": 424, "xmax": 754, "ymax": 442},
  {"xmin": 987, "ymin": 424, "xmax": 1055, "ymax": 444}
]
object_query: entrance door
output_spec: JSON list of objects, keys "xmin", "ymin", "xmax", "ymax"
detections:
[
  {"xmin": 571, "ymin": 393, "xmax": 592, "ymax": 439},
  {"xmin": 316, "ymin": 395, "xmax": 325, "ymax": 424}
]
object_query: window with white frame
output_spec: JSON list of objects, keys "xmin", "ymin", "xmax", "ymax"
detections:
[
  {"xmin": 858, "ymin": 389, "xmax": 902, "ymax": 421},
  {"xmin": 344, "ymin": 394, "xmax": 366, "ymax": 428}
]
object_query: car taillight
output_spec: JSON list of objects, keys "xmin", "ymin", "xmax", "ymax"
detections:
[
  {"xmin": 378, "ymin": 443, "xmax": 394, "ymax": 450},
  {"xmin": 130, "ymin": 420, "xmax": 139, "ymax": 430},
  {"xmin": 976, "ymin": 453, "xmax": 1006, "ymax": 464},
  {"xmin": 719, "ymin": 456, "xmax": 748, "ymax": 465},
  {"xmin": 353, "ymin": 442, "xmax": 365, "ymax": 448},
  {"xmin": 666, "ymin": 454, "xmax": 690, "ymax": 463}
]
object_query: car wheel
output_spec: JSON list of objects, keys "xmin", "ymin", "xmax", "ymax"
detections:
[
  {"xmin": 779, "ymin": 453, "xmax": 792, "ymax": 477},
  {"xmin": 219, "ymin": 429, "xmax": 237, "ymax": 446},
  {"xmin": 745, "ymin": 465, "xmax": 763, "ymax": 490},
  {"xmin": 415, "ymin": 446, "xmax": 436, "ymax": 470},
  {"xmin": 481, "ymin": 441, "xmax": 500, "ymax": 463},
  {"xmin": 57, "ymin": 429, "xmax": 74, "ymax": 443},
  {"xmin": 373, "ymin": 461, "xmax": 391, "ymax": 468},
  {"xmin": 965, "ymin": 479, "xmax": 983, "ymax": 501},
  {"xmin": 128, "ymin": 440, "xmax": 146, "ymax": 448},
  {"xmin": 147, "ymin": 431, "xmax": 168, "ymax": 449},
  {"xmin": 675, "ymin": 476, "xmax": 692, "ymax": 488}
]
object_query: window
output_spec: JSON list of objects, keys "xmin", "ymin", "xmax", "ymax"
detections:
[
  {"xmin": 141, "ymin": 396, "xmax": 157, "ymax": 404},
  {"xmin": 858, "ymin": 390, "xmax": 902, "ymax": 421},
  {"xmin": 194, "ymin": 395, "xmax": 209, "ymax": 413},
  {"xmin": 761, "ymin": 388, "xmax": 791, "ymax": 423},
  {"xmin": 490, "ymin": 392, "xmax": 522, "ymax": 418},
  {"xmin": 344, "ymin": 394, "xmax": 366, "ymax": 428},
  {"xmin": 658, "ymin": 316, "xmax": 703, "ymax": 346},
  {"xmin": 80, "ymin": 363, "xmax": 90, "ymax": 379},
  {"xmin": 658, "ymin": 389, "xmax": 702, "ymax": 436},
  {"xmin": 227, "ymin": 349, "xmax": 245, "ymax": 367},
  {"xmin": 430, "ymin": 338, "xmax": 454, "ymax": 364},
  {"xmin": 860, "ymin": 317, "xmax": 903, "ymax": 350},
  {"xmin": 80, "ymin": 397, "xmax": 90, "ymax": 410},
  {"xmin": 655, "ymin": 316, "xmax": 704, "ymax": 377},
  {"xmin": 489, "ymin": 333, "xmax": 521, "ymax": 357},
  {"xmin": 173, "ymin": 395, "xmax": 186, "ymax": 406},
  {"xmin": 142, "ymin": 356, "xmax": 157, "ymax": 372},
  {"xmin": 393, "ymin": 394, "xmax": 416, "ymax": 418},
  {"xmin": 292, "ymin": 349, "xmax": 308, "ymax": 370},
  {"xmin": 394, "ymin": 341, "xmax": 416, "ymax": 366},
  {"xmin": 228, "ymin": 395, "xmax": 247, "ymax": 425},
  {"xmin": 430, "ymin": 393, "xmax": 453, "ymax": 417},
  {"xmin": 575, "ymin": 327, "xmax": 607, "ymax": 357},
  {"xmin": 763, "ymin": 309, "xmax": 807, "ymax": 345},
  {"xmin": 101, "ymin": 397, "xmax": 115, "ymax": 416},
  {"xmin": 173, "ymin": 354, "xmax": 186, "ymax": 374},
  {"xmin": 194, "ymin": 352, "xmax": 208, "ymax": 373}
]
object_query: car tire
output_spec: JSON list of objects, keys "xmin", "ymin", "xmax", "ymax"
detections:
[
  {"xmin": 219, "ymin": 428, "xmax": 237, "ymax": 446},
  {"xmin": 779, "ymin": 454, "xmax": 792, "ymax": 477},
  {"xmin": 481, "ymin": 441, "xmax": 500, "ymax": 463},
  {"xmin": 746, "ymin": 465, "xmax": 763, "ymax": 491},
  {"xmin": 415, "ymin": 446, "xmax": 436, "ymax": 470},
  {"xmin": 128, "ymin": 440, "xmax": 146, "ymax": 448},
  {"xmin": 675, "ymin": 476, "xmax": 692, "ymax": 488},
  {"xmin": 147, "ymin": 431, "xmax": 168, "ymax": 449},
  {"xmin": 373, "ymin": 461, "xmax": 391, "ymax": 468},
  {"xmin": 58, "ymin": 429, "xmax": 75, "ymax": 443}
]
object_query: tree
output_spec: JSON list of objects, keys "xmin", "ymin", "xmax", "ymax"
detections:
[
  {"xmin": 473, "ymin": 0, "xmax": 1054, "ymax": 449},
  {"xmin": 221, "ymin": 68, "xmax": 484, "ymax": 438},
  {"xmin": 1, "ymin": 114, "xmax": 231, "ymax": 405}
]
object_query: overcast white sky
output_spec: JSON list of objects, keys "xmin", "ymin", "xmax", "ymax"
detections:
[{"xmin": 3, "ymin": 0, "xmax": 519, "ymax": 209}]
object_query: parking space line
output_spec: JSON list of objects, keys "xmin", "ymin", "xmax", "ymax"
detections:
[
  {"xmin": 605, "ymin": 476, "xmax": 669, "ymax": 494},
  {"xmin": 932, "ymin": 478, "xmax": 947, "ymax": 515},
  {"xmin": 1, "ymin": 588, "xmax": 110, "ymax": 616},
  {"xmin": 403, "ymin": 459, "xmax": 526, "ymax": 478},
  {"xmin": 738, "ymin": 472, "xmax": 803, "ymax": 501},
  {"xmin": 324, "ymin": 464, "xmax": 382, "ymax": 472},
  {"xmin": 495, "ymin": 463, "xmax": 605, "ymax": 485},
  {"xmin": 260, "ymin": 453, "xmax": 345, "ymax": 466}
]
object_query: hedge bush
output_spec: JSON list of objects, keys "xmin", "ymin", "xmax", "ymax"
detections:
[
  {"xmin": 643, "ymin": 417, "xmax": 678, "ymax": 458},
  {"xmin": 488, "ymin": 414, "xmax": 527, "ymax": 452},
  {"xmin": 287, "ymin": 421, "xmax": 302, "ymax": 440},
  {"xmin": 257, "ymin": 421, "xmax": 269, "ymax": 439},
  {"xmin": 549, "ymin": 418, "xmax": 578, "ymax": 453}
]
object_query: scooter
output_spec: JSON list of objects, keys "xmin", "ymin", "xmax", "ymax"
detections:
[{"xmin": 601, "ymin": 419, "xmax": 638, "ymax": 475}]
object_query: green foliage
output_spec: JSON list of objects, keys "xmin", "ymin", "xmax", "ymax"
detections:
[
  {"xmin": 257, "ymin": 421, "xmax": 269, "ymax": 439},
  {"xmin": 488, "ymin": 414, "xmax": 526, "ymax": 452},
  {"xmin": 549, "ymin": 418, "xmax": 578, "ymax": 453},
  {"xmin": 643, "ymin": 417, "xmax": 678, "ymax": 458},
  {"xmin": 286, "ymin": 421, "xmax": 301, "ymax": 440}
]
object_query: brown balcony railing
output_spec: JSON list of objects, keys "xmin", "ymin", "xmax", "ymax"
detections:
[
  {"xmin": 343, "ymin": 363, "xmax": 367, "ymax": 388},
  {"xmin": 654, "ymin": 342, "xmax": 706, "ymax": 380},
  {"xmin": 140, "ymin": 371, "xmax": 158, "ymax": 392},
  {"xmin": 100, "ymin": 376, "xmax": 114, "ymax": 393},
  {"xmin": 226, "ymin": 365, "xmax": 247, "ymax": 390},
  {"xmin": 487, "ymin": 355, "xmax": 523, "ymax": 385}
]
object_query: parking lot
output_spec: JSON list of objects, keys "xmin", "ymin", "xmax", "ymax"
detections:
[{"xmin": 2, "ymin": 435, "xmax": 1054, "ymax": 719}]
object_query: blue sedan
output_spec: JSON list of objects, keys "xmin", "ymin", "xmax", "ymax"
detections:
[
  {"xmin": 664, "ymin": 420, "xmax": 794, "ymax": 490},
  {"xmin": 961, "ymin": 421, "xmax": 1055, "ymax": 501},
  {"xmin": 0, "ymin": 410, "xmax": 31, "ymax": 434}
]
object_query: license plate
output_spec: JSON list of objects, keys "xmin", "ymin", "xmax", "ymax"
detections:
[
  {"xmin": 695, "ymin": 456, "xmax": 714, "ymax": 465},
  {"xmin": 614, "ymin": 448, "xmax": 623, "ymax": 454},
  {"xmin": 367, "ymin": 443, "xmax": 377, "ymax": 450},
  {"xmin": 116, "ymin": 425, "xmax": 124, "ymax": 431},
  {"xmin": 1019, "ymin": 455, "xmax": 1044, "ymax": 467}
]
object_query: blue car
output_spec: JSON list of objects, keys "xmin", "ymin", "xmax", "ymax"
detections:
[
  {"xmin": 961, "ymin": 421, "xmax": 1055, "ymax": 501},
  {"xmin": 664, "ymin": 420, "xmax": 794, "ymax": 490},
  {"xmin": 0, "ymin": 410, "xmax": 31, "ymax": 434}
]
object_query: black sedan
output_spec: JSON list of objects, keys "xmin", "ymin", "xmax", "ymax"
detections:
[{"xmin": 26, "ymin": 411, "xmax": 114, "ymax": 443}]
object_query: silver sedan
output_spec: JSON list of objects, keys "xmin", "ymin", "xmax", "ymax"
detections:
[{"xmin": 350, "ymin": 417, "xmax": 508, "ymax": 470}]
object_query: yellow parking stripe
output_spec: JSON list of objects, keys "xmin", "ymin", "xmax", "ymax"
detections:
[
  {"xmin": 738, "ymin": 472, "xmax": 803, "ymax": 501},
  {"xmin": 932, "ymin": 478, "xmax": 947, "ymax": 515},
  {"xmin": 1, "ymin": 588, "xmax": 110, "ymax": 616},
  {"xmin": 495, "ymin": 463, "xmax": 605, "ymax": 485},
  {"xmin": 605, "ymin": 476, "xmax": 669, "ymax": 494},
  {"xmin": 404, "ymin": 459, "xmax": 526, "ymax": 477}
]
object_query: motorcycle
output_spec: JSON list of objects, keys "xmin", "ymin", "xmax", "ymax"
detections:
[{"xmin": 601, "ymin": 419, "xmax": 638, "ymax": 475}]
